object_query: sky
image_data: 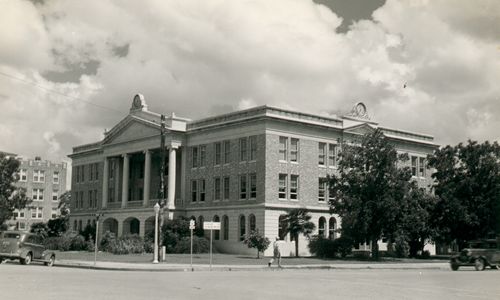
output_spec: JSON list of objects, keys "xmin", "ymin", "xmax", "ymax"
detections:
[{"xmin": 0, "ymin": 0, "xmax": 499, "ymax": 164}]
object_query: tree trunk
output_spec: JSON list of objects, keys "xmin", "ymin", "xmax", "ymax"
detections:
[
  {"xmin": 257, "ymin": 249, "xmax": 260, "ymax": 259},
  {"xmin": 409, "ymin": 239, "xmax": 424, "ymax": 257},
  {"xmin": 371, "ymin": 238, "xmax": 379, "ymax": 260},
  {"xmin": 295, "ymin": 234, "xmax": 299, "ymax": 257}
]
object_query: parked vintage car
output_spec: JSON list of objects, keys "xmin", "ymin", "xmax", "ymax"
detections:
[
  {"xmin": 450, "ymin": 239, "xmax": 500, "ymax": 271},
  {"xmin": 0, "ymin": 231, "xmax": 55, "ymax": 266}
]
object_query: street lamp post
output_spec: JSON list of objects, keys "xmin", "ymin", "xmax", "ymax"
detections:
[{"xmin": 153, "ymin": 203, "xmax": 160, "ymax": 264}]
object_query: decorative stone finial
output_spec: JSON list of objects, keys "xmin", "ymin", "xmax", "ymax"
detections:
[
  {"xmin": 130, "ymin": 94, "xmax": 147, "ymax": 112},
  {"xmin": 346, "ymin": 102, "xmax": 370, "ymax": 120}
]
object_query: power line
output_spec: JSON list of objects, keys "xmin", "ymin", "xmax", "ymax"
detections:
[{"xmin": 0, "ymin": 70, "xmax": 125, "ymax": 114}]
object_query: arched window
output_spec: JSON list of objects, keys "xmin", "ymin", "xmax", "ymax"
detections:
[
  {"xmin": 328, "ymin": 217, "xmax": 337, "ymax": 239},
  {"xmin": 278, "ymin": 215, "xmax": 287, "ymax": 240},
  {"xmin": 78, "ymin": 220, "xmax": 82, "ymax": 232},
  {"xmin": 74, "ymin": 220, "xmax": 77, "ymax": 231},
  {"xmin": 239, "ymin": 215, "xmax": 246, "ymax": 241},
  {"xmin": 213, "ymin": 215, "xmax": 220, "ymax": 240},
  {"xmin": 248, "ymin": 214, "xmax": 256, "ymax": 232},
  {"xmin": 318, "ymin": 217, "xmax": 326, "ymax": 238},
  {"xmin": 223, "ymin": 215, "xmax": 229, "ymax": 240},
  {"xmin": 198, "ymin": 216, "xmax": 204, "ymax": 235}
]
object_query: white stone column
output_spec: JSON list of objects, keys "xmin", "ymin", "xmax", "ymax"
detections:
[
  {"xmin": 167, "ymin": 146, "xmax": 177, "ymax": 219},
  {"xmin": 143, "ymin": 150, "xmax": 151, "ymax": 207},
  {"xmin": 121, "ymin": 154, "xmax": 130, "ymax": 208},
  {"xmin": 102, "ymin": 157, "xmax": 109, "ymax": 209}
]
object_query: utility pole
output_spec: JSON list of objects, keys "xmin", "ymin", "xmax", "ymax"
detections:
[{"xmin": 158, "ymin": 114, "xmax": 166, "ymax": 258}]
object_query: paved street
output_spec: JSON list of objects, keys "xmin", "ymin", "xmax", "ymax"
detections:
[{"xmin": 1, "ymin": 264, "xmax": 499, "ymax": 300}]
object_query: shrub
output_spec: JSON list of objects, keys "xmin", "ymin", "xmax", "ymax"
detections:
[
  {"xmin": 80, "ymin": 223, "xmax": 96, "ymax": 242},
  {"xmin": 100, "ymin": 231, "xmax": 117, "ymax": 252},
  {"xmin": 100, "ymin": 233, "xmax": 145, "ymax": 254},
  {"xmin": 418, "ymin": 250, "xmax": 431, "ymax": 259},
  {"xmin": 174, "ymin": 236, "xmax": 210, "ymax": 254},
  {"xmin": 47, "ymin": 217, "xmax": 69, "ymax": 237},
  {"xmin": 335, "ymin": 236, "xmax": 354, "ymax": 258},
  {"xmin": 70, "ymin": 235, "xmax": 88, "ymax": 251},
  {"xmin": 394, "ymin": 235, "xmax": 410, "ymax": 258},
  {"xmin": 308, "ymin": 236, "xmax": 354, "ymax": 258},
  {"xmin": 30, "ymin": 222, "xmax": 49, "ymax": 239}
]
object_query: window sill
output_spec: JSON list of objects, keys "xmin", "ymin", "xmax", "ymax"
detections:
[
  {"xmin": 290, "ymin": 161, "xmax": 299, "ymax": 165},
  {"xmin": 279, "ymin": 160, "xmax": 288, "ymax": 164}
]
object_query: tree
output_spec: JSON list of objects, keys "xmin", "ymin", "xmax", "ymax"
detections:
[
  {"xmin": 283, "ymin": 208, "xmax": 315, "ymax": 257},
  {"xmin": 428, "ymin": 140, "xmax": 500, "ymax": 249},
  {"xmin": 0, "ymin": 153, "xmax": 30, "ymax": 225},
  {"xmin": 30, "ymin": 222, "xmax": 50, "ymax": 239},
  {"xmin": 47, "ymin": 217, "xmax": 69, "ymax": 237},
  {"xmin": 58, "ymin": 191, "xmax": 71, "ymax": 216},
  {"xmin": 328, "ymin": 129, "xmax": 415, "ymax": 259},
  {"xmin": 243, "ymin": 230, "xmax": 270, "ymax": 258}
]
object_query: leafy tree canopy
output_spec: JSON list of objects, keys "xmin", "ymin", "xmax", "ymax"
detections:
[
  {"xmin": 243, "ymin": 230, "xmax": 270, "ymax": 258},
  {"xmin": 283, "ymin": 208, "xmax": 315, "ymax": 257},
  {"xmin": 0, "ymin": 153, "xmax": 30, "ymax": 225}
]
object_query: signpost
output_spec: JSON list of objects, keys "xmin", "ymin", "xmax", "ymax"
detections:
[
  {"xmin": 203, "ymin": 221, "xmax": 221, "ymax": 270},
  {"xmin": 189, "ymin": 219, "xmax": 195, "ymax": 270},
  {"xmin": 94, "ymin": 213, "xmax": 104, "ymax": 267}
]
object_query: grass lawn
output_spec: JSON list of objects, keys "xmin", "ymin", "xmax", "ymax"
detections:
[{"xmin": 55, "ymin": 251, "xmax": 448, "ymax": 265}]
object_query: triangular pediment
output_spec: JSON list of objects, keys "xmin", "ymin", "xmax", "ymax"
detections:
[
  {"xmin": 344, "ymin": 123, "xmax": 377, "ymax": 136},
  {"xmin": 103, "ymin": 116, "xmax": 160, "ymax": 145}
]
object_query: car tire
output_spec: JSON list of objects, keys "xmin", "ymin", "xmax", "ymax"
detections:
[
  {"xmin": 450, "ymin": 263, "xmax": 459, "ymax": 271},
  {"xmin": 474, "ymin": 258, "xmax": 485, "ymax": 271},
  {"xmin": 490, "ymin": 265, "xmax": 498, "ymax": 270},
  {"xmin": 20, "ymin": 253, "xmax": 32, "ymax": 265},
  {"xmin": 45, "ymin": 255, "xmax": 55, "ymax": 267}
]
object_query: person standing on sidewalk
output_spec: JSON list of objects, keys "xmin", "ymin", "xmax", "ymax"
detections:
[{"xmin": 268, "ymin": 237, "xmax": 281, "ymax": 268}]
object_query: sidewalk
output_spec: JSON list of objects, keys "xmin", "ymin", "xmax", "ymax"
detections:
[{"xmin": 54, "ymin": 259, "xmax": 450, "ymax": 272}]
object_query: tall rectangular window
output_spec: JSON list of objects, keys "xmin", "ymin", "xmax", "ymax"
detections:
[
  {"xmin": 290, "ymin": 138, "xmax": 299, "ymax": 162},
  {"xmin": 223, "ymin": 176, "xmax": 230, "ymax": 200},
  {"xmin": 94, "ymin": 163, "xmax": 99, "ymax": 180},
  {"xmin": 191, "ymin": 180, "xmax": 197, "ymax": 202},
  {"xmin": 109, "ymin": 188, "xmax": 114, "ymax": 203},
  {"xmin": 318, "ymin": 143, "xmax": 326, "ymax": 166},
  {"xmin": 215, "ymin": 142, "xmax": 222, "ymax": 165},
  {"xmin": 94, "ymin": 190, "xmax": 98, "ymax": 208},
  {"xmin": 224, "ymin": 140, "xmax": 231, "ymax": 164},
  {"xmin": 328, "ymin": 144, "xmax": 337, "ymax": 167},
  {"xmin": 33, "ymin": 170, "xmax": 45, "ymax": 182},
  {"xmin": 109, "ymin": 161, "xmax": 115, "ymax": 179},
  {"xmin": 411, "ymin": 156, "xmax": 418, "ymax": 176},
  {"xmin": 214, "ymin": 177, "xmax": 221, "ymax": 200},
  {"xmin": 51, "ymin": 208, "xmax": 58, "ymax": 219},
  {"xmin": 249, "ymin": 173, "xmax": 257, "ymax": 199},
  {"xmin": 32, "ymin": 188, "xmax": 44, "ymax": 201},
  {"xmin": 52, "ymin": 190, "xmax": 58, "ymax": 201},
  {"xmin": 239, "ymin": 175, "xmax": 247, "ymax": 199},
  {"xmin": 75, "ymin": 192, "xmax": 79, "ymax": 209},
  {"xmin": 290, "ymin": 175, "xmax": 298, "ymax": 200},
  {"xmin": 199, "ymin": 145, "xmax": 206, "ymax": 167},
  {"xmin": 419, "ymin": 157, "xmax": 426, "ymax": 177},
  {"xmin": 318, "ymin": 178, "xmax": 326, "ymax": 202},
  {"xmin": 239, "ymin": 137, "xmax": 247, "ymax": 162},
  {"xmin": 53, "ymin": 171, "xmax": 60, "ymax": 184},
  {"xmin": 279, "ymin": 174, "xmax": 287, "ymax": 199},
  {"xmin": 199, "ymin": 179, "xmax": 206, "ymax": 202},
  {"xmin": 76, "ymin": 166, "xmax": 80, "ymax": 183},
  {"xmin": 90, "ymin": 164, "xmax": 94, "ymax": 181},
  {"xmin": 192, "ymin": 147, "xmax": 199, "ymax": 168},
  {"xmin": 279, "ymin": 137, "xmax": 288, "ymax": 161},
  {"xmin": 88, "ymin": 191, "xmax": 93, "ymax": 208},
  {"xmin": 32, "ymin": 207, "xmax": 43, "ymax": 219},
  {"xmin": 81, "ymin": 165, "xmax": 85, "ymax": 182},
  {"xmin": 249, "ymin": 136, "xmax": 257, "ymax": 161},
  {"xmin": 20, "ymin": 169, "xmax": 27, "ymax": 182},
  {"xmin": 79, "ymin": 191, "xmax": 84, "ymax": 208}
]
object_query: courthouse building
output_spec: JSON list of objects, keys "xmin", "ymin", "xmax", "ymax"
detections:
[{"xmin": 69, "ymin": 95, "xmax": 437, "ymax": 256}]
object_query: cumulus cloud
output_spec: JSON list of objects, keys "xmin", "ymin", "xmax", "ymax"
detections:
[{"xmin": 0, "ymin": 0, "xmax": 499, "ymax": 162}]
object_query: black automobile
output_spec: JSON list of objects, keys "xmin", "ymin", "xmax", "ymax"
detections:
[
  {"xmin": 450, "ymin": 239, "xmax": 500, "ymax": 271},
  {"xmin": 0, "ymin": 231, "xmax": 55, "ymax": 266}
]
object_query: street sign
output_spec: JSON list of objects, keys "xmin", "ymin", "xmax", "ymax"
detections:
[
  {"xmin": 203, "ymin": 221, "xmax": 221, "ymax": 230},
  {"xmin": 189, "ymin": 220, "xmax": 195, "ymax": 230}
]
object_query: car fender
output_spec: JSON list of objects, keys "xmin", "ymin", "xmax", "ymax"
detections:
[
  {"xmin": 473, "ymin": 255, "xmax": 490, "ymax": 265},
  {"xmin": 41, "ymin": 250, "xmax": 55, "ymax": 260},
  {"xmin": 18, "ymin": 248, "xmax": 31, "ymax": 258}
]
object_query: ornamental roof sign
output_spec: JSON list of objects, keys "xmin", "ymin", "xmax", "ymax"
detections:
[
  {"xmin": 346, "ymin": 102, "xmax": 370, "ymax": 120},
  {"xmin": 130, "ymin": 93, "xmax": 147, "ymax": 112}
]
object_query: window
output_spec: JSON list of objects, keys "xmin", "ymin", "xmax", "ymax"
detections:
[
  {"xmin": 223, "ymin": 215, "xmax": 229, "ymax": 240},
  {"xmin": 139, "ymin": 163, "xmax": 144, "ymax": 179},
  {"xmin": 52, "ymin": 190, "xmax": 58, "ymax": 201},
  {"xmin": 318, "ymin": 143, "xmax": 326, "ymax": 166},
  {"xmin": 94, "ymin": 190, "xmax": 98, "ymax": 208},
  {"xmin": 328, "ymin": 183, "xmax": 335, "ymax": 202},
  {"xmin": 94, "ymin": 163, "xmax": 99, "ymax": 180},
  {"xmin": 222, "ymin": 176, "xmax": 230, "ymax": 200},
  {"xmin": 215, "ymin": 142, "xmax": 222, "ymax": 165},
  {"xmin": 32, "ymin": 188, "xmax": 44, "ymax": 201},
  {"xmin": 249, "ymin": 214, "xmax": 256, "ymax": 232},
  {"xmin": 318, "ymin": 217, "xmax": 326, "ymax": 238},
  {"xmin": 75, "ymin": 192, "xmax": 79, "ymax": 209},
  {"xmin": 223, "ymin": 140, "xmax": 231, "ymax": 164},
  {"xmin": 33, "ymin": 170, "xmax": 45, "ymax": 182},
  {"xmin": 198, "ymin": 216, "xmax": 204, "ymax": 232},
  {"xmin": 88, "ymin": 191, "xmax": 93, "ymax": 208},
  {"xmin": 51, "ymin": 208, "xmax": 58, "ymax": 219},
  {"xmin": 109, "ymin": 188, "xmax": 115, "ymax": 203},
  {"xmin": 249, "ymin": 173, "xmax": 257, "ymax": 199},
  {"xmin": 279, "ymin": 174, "xmax": 287, "ymax": 199},
  {"xmin": 213, "ymin": 215, "xmax": 220, "ymax": 240},
  {"xmin": 109, "ymin": 161, "xmax": 115, "ymax": 179},
  {"xmin": 81, "ymin": 165, "xmax": 85, "ymax": 182},
  {"xmin": 79, "ymin": 191, "xmax": 84, "ymax": 208},
  {"xmin": 239, "ymin": 137, "xmax": 247, "ymax": 161},
  {"xmin": 78, "ymin": 220, "xmax": 82, "ymax": 232},
  {"xmin": 90, "ymin": 164, "xmax": 94, "ymax": 181},
  {"xmin": 328, "ymin": 144, "xmax": 337, "ymax": 167},
  {"xmin": 278, "ymin": 215, "xmax": 288, "ymax": 240},
  {"xmin": 199, "ymin": 145, "xmax": 206, "ymax": 167},
  {"xmin": 290, "ymin": 138, "xmax": 299, "ymax": 162},
  {"xmin": 239, "ymin": 215, "xmax": 246, "ymax": 241},
  {"xmin": 191, "ymin": 180, "xmax": 197, "ymax": 202},
  {"xmin": 20, "ymin": 169, "xmax": 27, "ymax": 182},
  {"xmin": 31, "ymin": 207, "xmax": 43, "ymax": 219},
  {"xmin": 290, "ymin": 175, "xmax": 298, "ymax": 200},
  {"xmin": 419, "ymin": 157, "xmax": 426, "ymax": 177},
  {"xmin": 279, "ymin": 137, "xmax": 288, "ymax": 161},
  {"xmin": 214, "ymin": 177, "xmax": 221, "ymax": 201},
  {"xmin": 76, "ymin": 166, "xmax": 80, "ymax": 183},
  {"xmin": 199, "ymin": 179, "xmax": 206, "ymax": 202},
  {"xmin": 192, "ymin": 147, "xmax": 198, "ymax": 168},
  {"xmin": 249, "ymin": 136, "xmax": 257, "ymax": 161},
  {"xmin": 328, "ymin": 217, "xmax": 337, "ymax": 239},
  {"xmin": 53, "ymin": 171, "xmax": 60, "ymax": 184},
  {"xmin": 239, "ymin": 175, "xmax": 247, "ymax": 199},
  {"xmin": 318, "ymin": 178, "xmax": 326, "ymax": 202},
  {"xmin": 74, "ymin": 220, "xmax": 77, "ymax": 231},
  {"xmin": 18, "ymin": 222, "xmax": 26, "ymax": 230},
  {"xmin": 411, "ymin": 156, "xmax": 418, "ymax": 176}
]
